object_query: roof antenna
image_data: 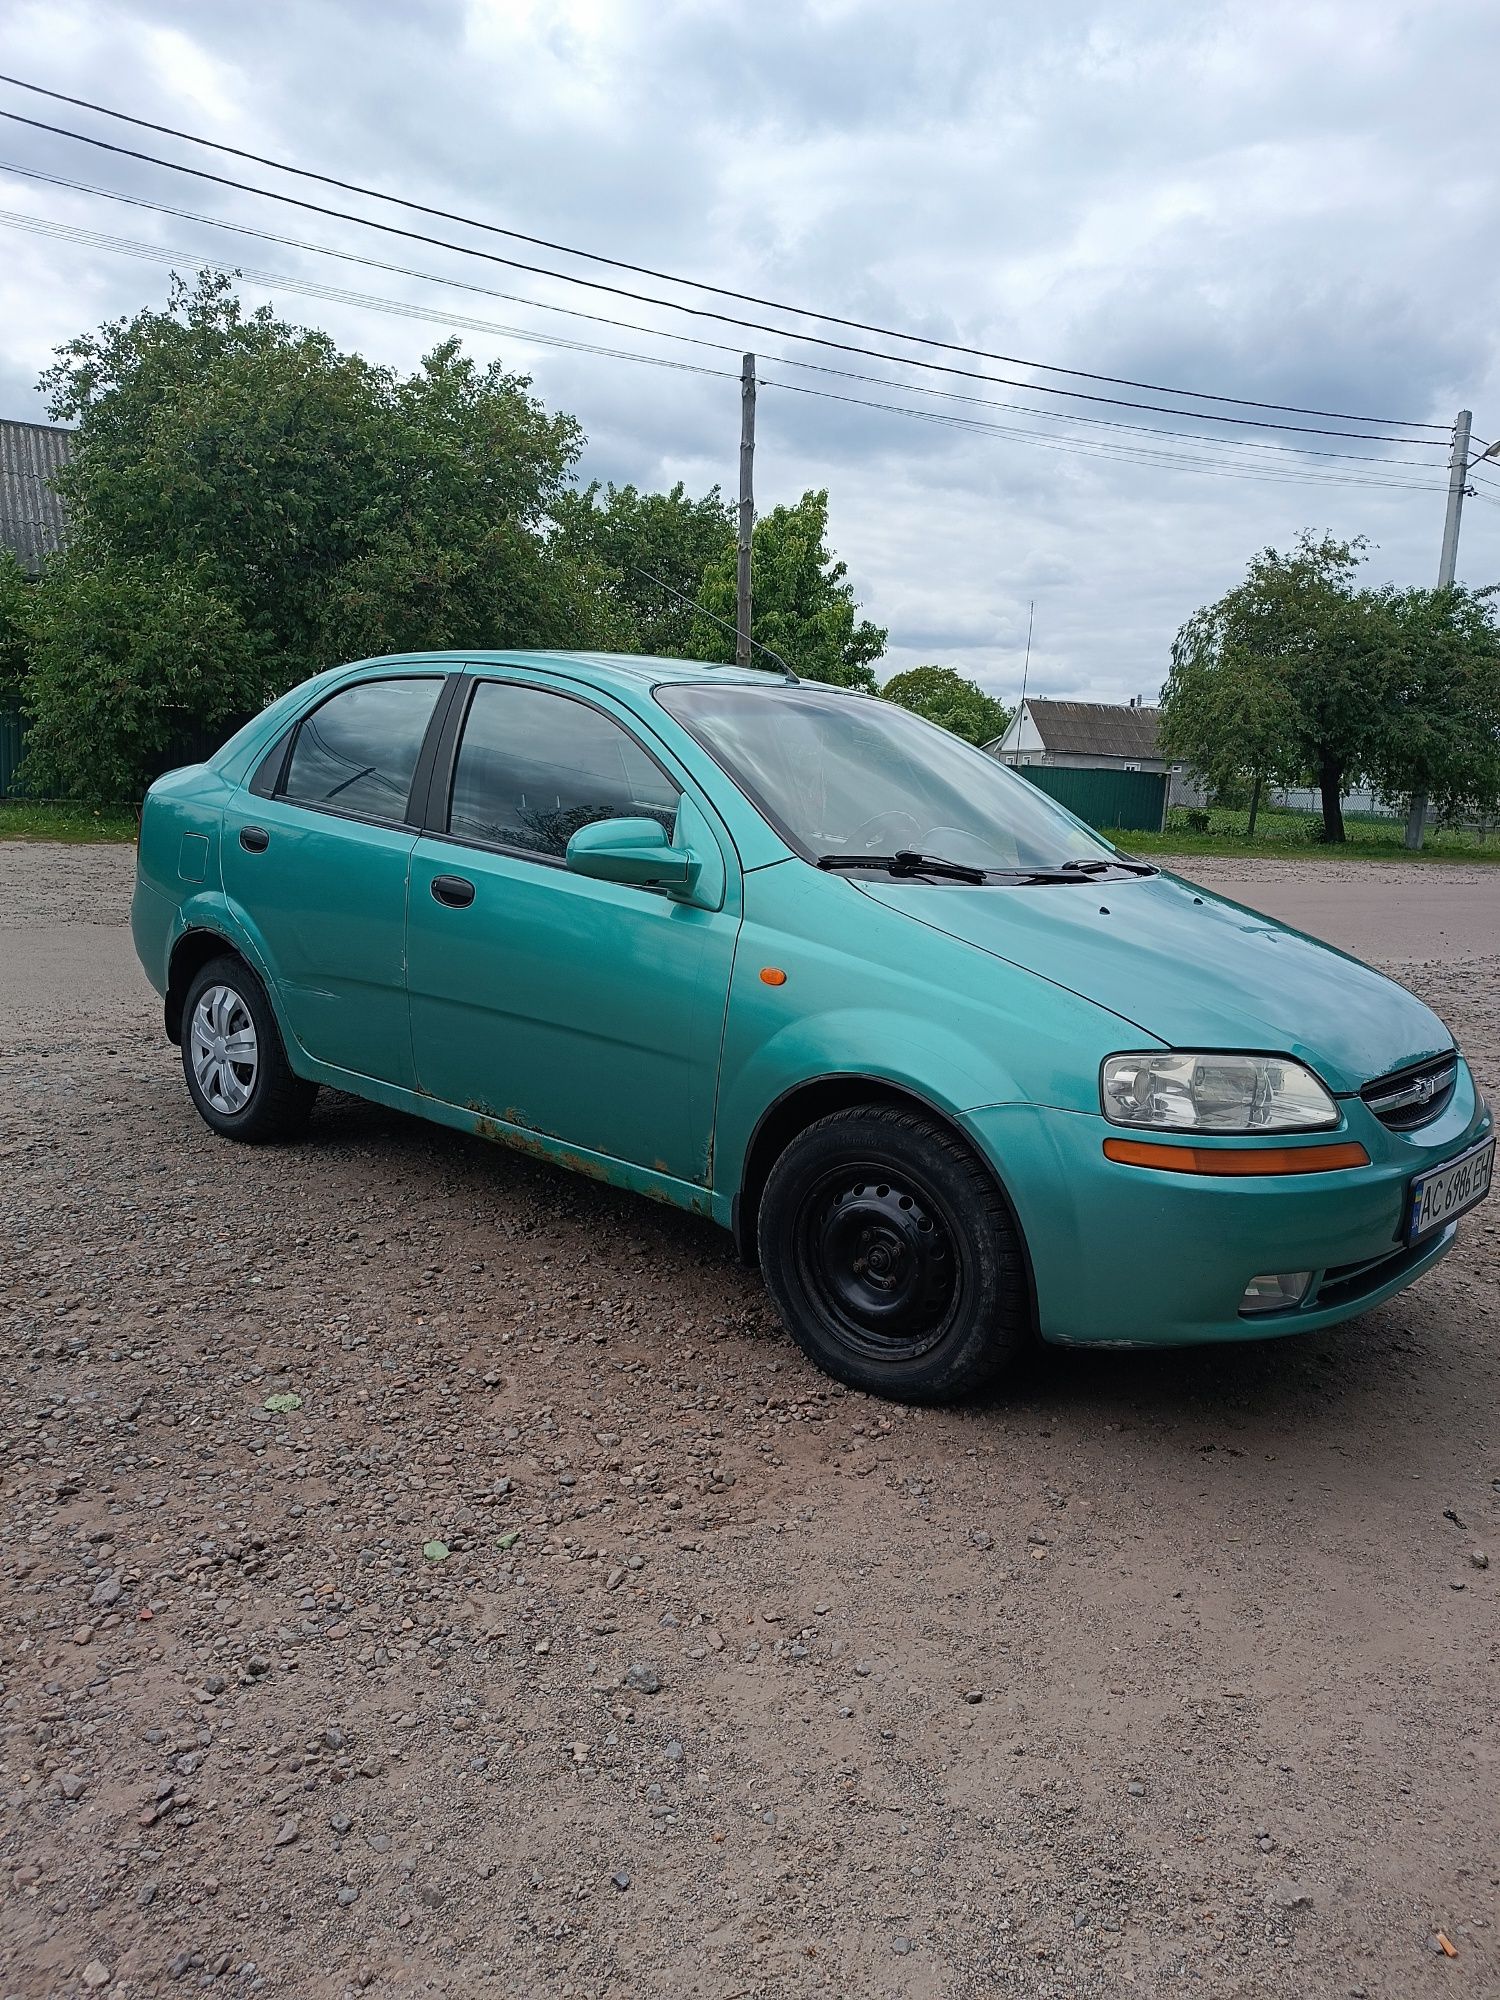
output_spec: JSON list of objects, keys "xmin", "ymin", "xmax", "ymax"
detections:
[
  {"xmin": 1009, "ymin": 598, "xmax": 1034, "ymax": 763},
  {"xmin": 631, "ymin": 565, "xmax": 799, "ymax": 682}
]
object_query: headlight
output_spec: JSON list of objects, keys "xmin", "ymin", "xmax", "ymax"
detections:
[{"xmin": 1100, "ymin": 1052, "xmax": 1339, "ymax": 1133}]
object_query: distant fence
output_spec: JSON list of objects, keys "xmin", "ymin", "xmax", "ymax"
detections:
[
  {"xmin": 0, "ymin": 705, "xmax": 24, "ymax": 798},
  {"xmin": 1013, "ymin": 764, "xmax": 1169, "ymax": 834},
  {"xmin": 0, "ymin": 705, "xmax": 248, "ymax": 801}
]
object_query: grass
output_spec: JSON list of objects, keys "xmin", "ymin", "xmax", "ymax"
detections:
[
  {"xmin": 0, "ymin": 799, "xmax": 139, "ymax": 843},
  {"xmin": 1114, "ymin": 804, "xmax": 1500, "ymax": 862}
]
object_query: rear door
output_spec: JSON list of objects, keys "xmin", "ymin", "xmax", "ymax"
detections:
[
  {"xmin": 222, "ymin": 672, "xmax": 451, "ymax": 1086},
  {"xmin": 405, "ymin": 674, "xmax": 740, "ymax": 1186}
]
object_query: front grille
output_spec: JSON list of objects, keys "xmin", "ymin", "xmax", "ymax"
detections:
[{"xmin": 1360, "ymin": 1052, "xmax": 1457, "ymax": 1132}]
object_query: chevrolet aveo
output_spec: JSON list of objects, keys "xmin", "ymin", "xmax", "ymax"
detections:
[{"xmin": 132, "ymin": 651, "xmax": 1494, "ymax": 1402}]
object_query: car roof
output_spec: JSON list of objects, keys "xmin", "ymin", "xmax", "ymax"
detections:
[{"xmin": 359, "ymin": 649, "xmax": 808, "ymax": 695}]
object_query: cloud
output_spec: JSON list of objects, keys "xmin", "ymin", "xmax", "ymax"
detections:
[{"xmin": 0, "ymin": 0, "xmax": 1496, "ymax": 703}]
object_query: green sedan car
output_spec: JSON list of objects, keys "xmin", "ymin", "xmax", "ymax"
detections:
[{"xmin": 132, "ymin": 650, "xmax": 1494, "ymax": 1401}]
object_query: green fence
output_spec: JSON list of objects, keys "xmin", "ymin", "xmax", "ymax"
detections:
[
  {"xmin": 0, "ymin": 705, "xmax": 251, "ymax": 801},
  {"xmin": 0, "ymin": 705, "xmax": 27, "ymax": 798},
  {"xmin": 1013, "ymin": 763, "xmax": 1168, "ymax": 834}
]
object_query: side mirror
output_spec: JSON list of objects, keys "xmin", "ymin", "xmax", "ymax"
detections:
[{"xmin": 564, "ymin": 816, "xmax": 701, "ymax": 896}]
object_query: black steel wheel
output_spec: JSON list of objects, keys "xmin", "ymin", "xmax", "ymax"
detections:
[{"xmin": 759, "ymin": 1105, "xmax": 1029, "ymax": 1402}]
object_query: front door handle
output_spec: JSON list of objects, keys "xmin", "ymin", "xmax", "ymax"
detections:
[
  {"xmin": 239, "ymin": 825, "xmax": 270, "ymax": 853},
  {"xmin": 431, "ymin": 874, "xmax": 476, "ymax": 908}
]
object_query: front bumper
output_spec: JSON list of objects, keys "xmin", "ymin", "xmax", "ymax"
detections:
[{"xmin": 961, "ymin": 1064, "xmax": 1492, "ymax": 1348}]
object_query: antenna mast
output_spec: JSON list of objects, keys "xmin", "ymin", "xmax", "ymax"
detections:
[{"xmin": 1011, "ymin": 600, "xmax": 1034, "ymax": 764}]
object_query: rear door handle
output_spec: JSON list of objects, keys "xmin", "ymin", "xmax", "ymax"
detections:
[
  {"xmin": 431, "ymin": 874, "xmax": 476, "ymax": 908},
  {"xmin": 239, "ymin": 825, "xmax": 270, "ymax": 853}
]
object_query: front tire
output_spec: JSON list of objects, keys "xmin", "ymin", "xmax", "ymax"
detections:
[
  {"xmin": 758, "ymin": 1106, "xmax": 1029, "ymax": 1403},
  {"xmin": 181, "ymin": 954, "xmax": 317, "ymax": 1143}
]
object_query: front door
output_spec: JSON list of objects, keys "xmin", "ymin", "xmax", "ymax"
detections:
[
  {"xmin": 222, "ymin": 673, "xmax": 448, "ymax": 1086},
  {"xmin": 405, "ymin": 677, "xmax": 740, "ymax": 1187}
]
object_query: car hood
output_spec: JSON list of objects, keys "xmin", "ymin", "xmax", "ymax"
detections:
[{"xmin": 855, "ymin": 869, "xmax": 1452, "ymax": 1094}]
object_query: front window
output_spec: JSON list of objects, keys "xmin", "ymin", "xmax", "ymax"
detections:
[
  {"xmin": 447, "ymin": 681, "xmax": 680, "ymax": 858},
  {"xmin": 656, "ymin": 683, "xmax": 1129, "ymax": 877}
]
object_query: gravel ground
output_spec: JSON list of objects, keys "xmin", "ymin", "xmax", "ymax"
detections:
[{"xmin": 2, "ymin": 844, "xmax": 1498, "ymax": 2000}]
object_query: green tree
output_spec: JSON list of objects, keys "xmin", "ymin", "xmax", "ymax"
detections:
[
  {"xmin": 1365, "ymin": 584, "xmax": 1500, "ymax": 831},
  {"xmin": 0, "ymin": 550, "xmax": 31, "ymax": 708},
  {"xmin": 552, "ymin": 480, "xmax": 734, "ymax": 655},
  {"xmin": 881, "ymin": 665, "xmax": 1011, "ymax": 745},
  {"xmin": 28, "ymin": 272, "xmax": 614, "ymax": 796},
  {"xmin": 689, "ymin": 490, "xmax": 887, "ymax": 688},
  {"xmin": 23, "ymin": 557, "xmax": 258, "ymax": 800},
  {"xmin": 1162, "ymin": 533, "xmax": 1391, "ymax": 843}
]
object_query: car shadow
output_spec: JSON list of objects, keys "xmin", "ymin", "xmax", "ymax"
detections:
[{"xmin": 295, "ymin": 1090, "xmax": 1457, "ymax": 1450}]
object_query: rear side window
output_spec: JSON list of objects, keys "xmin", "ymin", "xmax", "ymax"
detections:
[
  {"xmin": 448, "ymin": 681, "xmax": 680, "ymax": 857},
  {"xmin": 282, "ymin": 678, "xmax": 442, "ymax": 821}
]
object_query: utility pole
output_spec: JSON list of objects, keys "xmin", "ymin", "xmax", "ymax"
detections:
[
  {"xmin": 1406, "ymin": 410, "xmax": 1474, "ymax": 849},
  {"xmin": 1437, "ymin": 408, "xmax": 1472, "ymax": 590},
  {"xmin": 736, "ymin": 353, "xmax": 756, "ymax": 669}
]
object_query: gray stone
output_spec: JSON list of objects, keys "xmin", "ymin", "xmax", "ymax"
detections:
[{"xmin": 625, "ymin": 1663, "xmax": 661, "ymax": 1694}]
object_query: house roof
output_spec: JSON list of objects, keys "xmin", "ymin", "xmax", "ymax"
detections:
[
  {"xmin": 1022, "ymin": 696, "xmax": 1162, "ymax": 759},
  {"xmin": 0, "ymin": 419, "xmax": 75, "ymax": 573}
]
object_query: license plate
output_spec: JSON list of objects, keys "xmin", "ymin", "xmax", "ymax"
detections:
[{"xmin": 1407, "ymin": 1138, "xmax": 1495, "ymax": 1245}]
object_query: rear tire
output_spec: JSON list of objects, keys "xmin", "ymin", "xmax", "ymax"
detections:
[
  {"xmin": 181, "ymin": 954, "xmax": 317, "ymax": 1143},
  {"xmin": 758, "ymin": 1105, "xmax": 1029, "ymax": 1403}
]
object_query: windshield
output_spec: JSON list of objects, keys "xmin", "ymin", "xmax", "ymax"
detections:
[{"xmin": 656, "ymin": 682, "xmax": 1126, "ymax": 875}]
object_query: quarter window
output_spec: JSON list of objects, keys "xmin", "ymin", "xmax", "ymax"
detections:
[
  {"xmin": 281, "ymin": 678, "xmax": 443, "ymax": 821},
  {"xmin": 448, "ymin": 682, "xmax": 680, "ymax": 857}
]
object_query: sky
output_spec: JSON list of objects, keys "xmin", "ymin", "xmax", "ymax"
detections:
[{"xmin": 1, "ymin": 0, "xmax": 1498, "ymax": 708}]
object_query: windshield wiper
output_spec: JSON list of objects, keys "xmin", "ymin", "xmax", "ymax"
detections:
[
  {"xmin": 1055, "ymin": 856, "xmax": 1157, "ymax": 877},
  {"xmin": 818, "ymin": 849, "xmax": 988, "ymax": 884}
]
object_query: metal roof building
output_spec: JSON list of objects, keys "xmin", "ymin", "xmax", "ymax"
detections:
[
  {"xmin": 0, "ymin": 419, "xmax": 75, "ymax": 574},
  {"xmin": 984, "ymin": 695, "xmax": 1167, "ymax": 772}
]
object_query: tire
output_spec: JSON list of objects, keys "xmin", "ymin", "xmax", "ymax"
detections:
[
  {"xmin": 758, "ymin": 1105, "xmax": 1029, "ymax": 1403},
  {"xmin": 180, "ymin": 953, "xmax": 317, "ymax": 1143}
]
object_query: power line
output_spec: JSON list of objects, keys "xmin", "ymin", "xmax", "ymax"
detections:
[
  {"xmin": 0, "ymin": 205, "xmax": 1451, "ymax": 500},
  {"xmin": 759, "ymin": 375, "xmax": 1450, "ymax": 492},
  {"xmin": 0, "ymin": 158, "xmax": 1451, "ymax": 472},
  {"xmin": 0, "ymin": 103, "xmax": 1455, "ymax": 448},
  {"xmin": 0, "ymin": 209, "xmax": 736, "ymax": 383},
  {"xmin": 0, "ymin": 68, "xmax": 1451, "ymax": 434}
]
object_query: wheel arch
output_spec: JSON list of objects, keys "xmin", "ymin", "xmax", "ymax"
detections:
[
  {"xmin": 732, "ymin": 1075, "xmax": 1038, "ymax": 1333},
  {"xmin": 165, "ymin": 927, "xmax": 250, "ymax": 1043}
]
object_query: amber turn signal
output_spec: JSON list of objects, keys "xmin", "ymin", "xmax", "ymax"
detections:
[
  {"xmin": 759, "ymin": 967, "xmax": 788, "ymax": 986},
  {"xmin": 1102, "ymin": 1137, "xmax": 1369, "ymax": 1176}
]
